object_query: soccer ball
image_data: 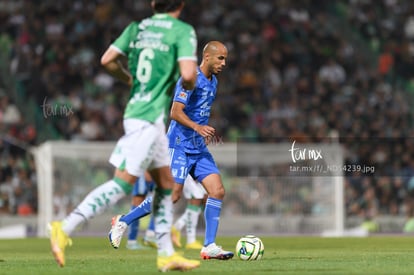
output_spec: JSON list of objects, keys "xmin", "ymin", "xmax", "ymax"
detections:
[{"xmin": 235, "ymin": 235, "xmax": 264, "ymax": 261}]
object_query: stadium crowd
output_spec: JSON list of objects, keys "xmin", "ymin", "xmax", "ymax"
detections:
[{"xmin": 1, "ymin": 0, "xmax": 414, "ymax": 228}]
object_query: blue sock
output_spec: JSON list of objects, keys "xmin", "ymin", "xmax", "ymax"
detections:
[
  {"xmin": 121, "ymin": 196, "xmax": 152, "ymax": 225},
  {"xmin": 127, "ymin": 205, "xmax": 140, "ymax": 241},
  {"xmin": 148, "ymin": 213, "xmax": 155, "ymax": 231},
  {"xmin": 204, "ymin": 197, "xmax": 222, "ymax": 246}
]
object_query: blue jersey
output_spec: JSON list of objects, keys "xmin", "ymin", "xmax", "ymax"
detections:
[{"xmin": 167, "ymin": 67, "xmax": 218, "ymax": 154}]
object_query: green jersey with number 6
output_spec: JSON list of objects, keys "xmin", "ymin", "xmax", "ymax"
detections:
[{"xmin": 111, "ymin": 13, "xmax": 197, "ymax": 122}]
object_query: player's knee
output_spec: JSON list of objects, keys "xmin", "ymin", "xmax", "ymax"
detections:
[
  {"xmin": 114, "ymin": 168, "xmax": 137, "ymax": 185},
  {"xmin": 209, "ymin": 185, "xmax": 225, "ymax": 200}
]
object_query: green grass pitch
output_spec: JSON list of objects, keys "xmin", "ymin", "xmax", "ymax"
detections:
[{"xmin": 1, "ymin": 236, "xmax": 414, "ymax": 274}]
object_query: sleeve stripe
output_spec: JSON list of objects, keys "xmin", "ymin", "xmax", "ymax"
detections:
[{"xmin": 109, "ymin": 45, "xmax": 126, "ymax": 56}]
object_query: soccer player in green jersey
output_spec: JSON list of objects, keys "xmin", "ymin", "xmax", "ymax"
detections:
[{"xmin": 48, "ymin": 0, "xmax": 200, "ymax": 271}]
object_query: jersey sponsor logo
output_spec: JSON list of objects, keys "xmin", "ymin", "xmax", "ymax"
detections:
[
  {"xmin": 130, "ymin": 92, "xmax": 152, "ymax": 103},
  {"xmin": 178, "ymin": 91, "xmax": 188, "ymax": 100},
  {"xmin": 201, "ymin": 90, "xmax": 208, "ymax": 99},
  {"xmin": 199, "ymin": 110, "xmax": 210, "ymax": 117},
  {"xmin": 129, "ymin": 40, "xmax": 170, "ymax": 51},
  {"xmin": 173, "ymin": 159, "xmax": 186, "ymax": 166},
  {"xmin": 139, "ymin": 18, "xmax": 173, "ymax": 29},
  {"xmin": 199, "ymin": 102, "xmax": 211, "ymax": 117},
  {"xmin": 137, "ymin": 31, "xmax": 164, "ymax": 40}
]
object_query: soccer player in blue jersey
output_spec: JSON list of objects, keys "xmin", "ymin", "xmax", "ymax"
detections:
[
  {"xmin": 110, "ymin": 41, "xmax": 232, "ymax": 259},
  {"xmin": 167, "ymin": 40, "xmax": 233, "ymax": 260}
]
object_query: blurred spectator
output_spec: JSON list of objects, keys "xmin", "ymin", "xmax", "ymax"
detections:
[
  {"xmin": 318, "ymin": 58, "xmax": 346, "ymax": 85},
  {"xmin": 0, "ymin": 94, "xmax": 21, "ymax": 125}
]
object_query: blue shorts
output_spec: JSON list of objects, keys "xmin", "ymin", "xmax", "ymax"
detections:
[
  {"xmin": 132, "ymin": 175, "xmax": 155, "ymax": 196},
  {"xmin": 169, "ymin": 148, "xmax": 220, "ymax": 184}
]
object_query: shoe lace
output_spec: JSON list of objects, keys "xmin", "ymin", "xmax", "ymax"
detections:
[{"xmin": 206, "ymin": 244, "xmax": 223, "ymax": 255}]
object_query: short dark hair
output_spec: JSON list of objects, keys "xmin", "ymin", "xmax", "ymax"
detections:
[{"xmin": 153, "ymin": 0, "xmax": 183, "ymax": 13}]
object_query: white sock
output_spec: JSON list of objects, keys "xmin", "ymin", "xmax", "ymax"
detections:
[
  {"xmin": 62, "ymin": 179, "xmax": 129, "ymax": 235},
  {"xmin": 153, "ymin": 188, "xmax": 174, "ymax": 256},
  {"xmin": 127, "ymin": 240, "xmax": 137, "ymax": 245},
  {"xmin": 174, "ymin": 210, "xmax": 188, "ymax": 231},
  {"xmin": 186, "ymin": 205, "xmax": 201, "ymax": 244}
]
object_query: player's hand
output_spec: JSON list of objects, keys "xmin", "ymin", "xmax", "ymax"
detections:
[
  {"xmin": 172, "ymin": 183, "xmax": 184, "ymax": 203},
  {"xmin": 127, "ymin": 75, "xmax": 133, "ymax": 87},
  {"xmin": 194, "ymin": 125, "xmax": 215, "ymax": 139}
]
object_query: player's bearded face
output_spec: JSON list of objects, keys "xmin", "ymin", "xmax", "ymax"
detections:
[{"xmin": 211, "ymin": 57, "xmax": 225, "ymax": 75}]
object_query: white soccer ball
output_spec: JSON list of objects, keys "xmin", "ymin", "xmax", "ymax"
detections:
[{"xmin": 235, "ymin": 235, "xmax": 264, "ymax": 261}]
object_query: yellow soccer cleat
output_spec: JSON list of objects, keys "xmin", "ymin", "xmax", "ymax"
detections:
[
  {"xmin": 48, "ymin": 221, "xmax": 72, "ymax": 267},
  {"xmin": 143, "ymin": 235, "xmax": 158, "ymax": 248},
  {"xmin": 171, "ymin": 226, "xmax": 182, "ymax": 248},
  {"xmin": 157, "ymin": 252, "xmax": 200, "ymax": 272},
  {"xmin": 186, "ymin": 240, "xmax": 203, "ymax": 250},
  {"xmin": 142, "ymin": 230, "xmax": 157, "ymax": 248}
]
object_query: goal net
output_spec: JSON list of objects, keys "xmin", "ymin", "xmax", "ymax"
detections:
[{"xmin": 33, "ymin": 141, "xmax": 344, "ymax": 237}]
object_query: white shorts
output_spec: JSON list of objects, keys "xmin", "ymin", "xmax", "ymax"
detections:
[
  {"xmin": 109, "ymin": 118, "xmax": 170, "ymax": 177},
  {"xmin": 183, "ymin": 175, "xmax": 207, "ymax": 200}
]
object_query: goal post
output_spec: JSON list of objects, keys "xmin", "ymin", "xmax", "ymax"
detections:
[
  {"xmin": 235, "ymin": 142, "xmax": 345, "ymax": 236},
  {"xmin": 33, "ymin": 141, "xmax": 116, "ymax": 237},
  {"xmin": 33, "ymin": 141, "xmax": 344, "ymax": 237}
]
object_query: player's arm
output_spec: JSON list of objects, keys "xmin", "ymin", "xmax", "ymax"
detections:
[
  {"xmin": 100, "ymin": 47, "xmax": 132, "ymax": 87},
  {"xmin": 178, "ymin": 60, "xmax": 197, "ymax": 90},
  {"xmin": 176, "ymin": 25, "xmax": 198, "ymax": 90},
  {"xmin": 170, "ymin": 101, "xmax": 215, "ymax": 138}
]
